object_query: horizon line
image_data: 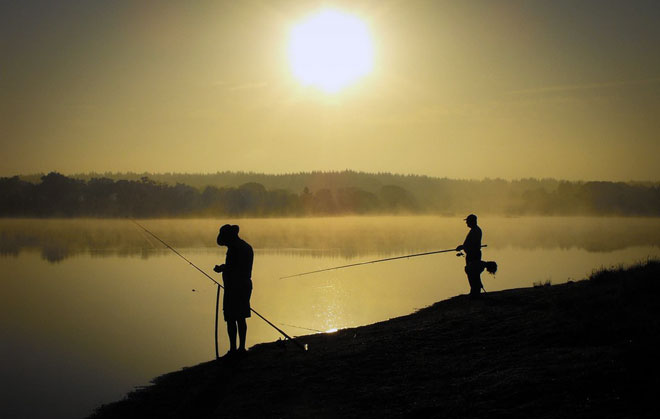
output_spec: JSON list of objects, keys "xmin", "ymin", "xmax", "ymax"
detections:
[{"xmin": 5, "ymin": 170, "xmax": 659, "ymax": 185}]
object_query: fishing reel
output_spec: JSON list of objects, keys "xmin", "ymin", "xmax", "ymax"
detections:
[{"xmin": 456, "ymin": 252, "xmax": 464, "ymax": 257}]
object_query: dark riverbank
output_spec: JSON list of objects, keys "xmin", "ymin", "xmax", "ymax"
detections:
[{"xmin": 90, "ymin": 261, "xmax": 659, "ymax": 418}]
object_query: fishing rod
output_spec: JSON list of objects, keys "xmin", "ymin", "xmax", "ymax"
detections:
[
  {"xmin": 280, "ymin": 245, "xmax": 488, "ymax": 279},
  {"xmin": 131, "ymin": 219, "xmax": 308, "ymax": 354}
]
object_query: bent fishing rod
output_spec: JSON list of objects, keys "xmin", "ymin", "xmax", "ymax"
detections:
[
  {"xmin": 131, "ymin": 219, "xmax": 307, "ymax": 354},
  {"xmin": 280, "ymin": 245, "xmax": 488, "ymax": 279}
]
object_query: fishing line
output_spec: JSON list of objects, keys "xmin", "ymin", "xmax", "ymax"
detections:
[
  {"xmin": 130, "ymin": 219, "xmax": 307, "ymax": 354},
  {"xmin": 136, "ymin": 227, "xmax": 158, "ymax": 250},
  {"xmin": 280, "ymin": 323, "xmax": 324, "ymax": 333}
]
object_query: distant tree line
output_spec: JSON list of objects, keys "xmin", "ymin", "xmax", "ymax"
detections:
[
  {"xmin": 2, "ymin": 172, "xmax": 659, "ymax": 217},
  {"xmin": 0, "ymin": 173, "xmax": 417, "ymax": 217}
]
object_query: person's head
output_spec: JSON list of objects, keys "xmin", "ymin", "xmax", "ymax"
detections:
[
  {"xmin": 217, "ymin": 224, "xmax": 240, "ymax": 246},
  {"xmin": 464, "ymin": 214, "xmax": 477, "ymax": 228}
]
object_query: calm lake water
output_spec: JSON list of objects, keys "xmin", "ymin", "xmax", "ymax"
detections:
[{"xmin": 1, "ymin": 216, "xmax": 659, "ymax": 418}]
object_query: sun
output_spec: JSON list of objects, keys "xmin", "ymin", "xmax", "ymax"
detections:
[{"xmin": 288, "ymin": 9, "xmax": 374, "ymax": 93}]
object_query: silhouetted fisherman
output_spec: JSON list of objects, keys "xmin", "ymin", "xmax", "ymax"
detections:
[
  {"xmin": 213, "ymin": 224, "xmax": 253, "ymax": 357},
  {"xmin": 456, "ymin": 214, "xmax": 484, "ymax": 297}
]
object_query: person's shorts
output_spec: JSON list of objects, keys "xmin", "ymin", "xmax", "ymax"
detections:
[
  {"xmin": 223, "ymin": 279, "xmax": 252, "ymax": 321},
  {"xmin": 465, "ymin": 261, "xmax": 485, "ymax": 275}
]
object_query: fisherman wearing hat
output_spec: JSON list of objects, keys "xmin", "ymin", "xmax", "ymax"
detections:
[
  {"xmin": 456, "ymin": 214, "xmax": 484, "ymax": 297},
  {"xmin": 214, "ymin": 224, "xmax": 254, "ymax": 357}
]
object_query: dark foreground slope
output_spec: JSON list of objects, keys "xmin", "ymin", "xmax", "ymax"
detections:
[{"xmin": 90, "ymin": 261, "xmax": 660, "ymax": 419}]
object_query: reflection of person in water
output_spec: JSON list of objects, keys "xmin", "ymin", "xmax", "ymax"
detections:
[
  {"xmin": 213, "ymin": 224, "xmax": 253, "ymax": 357},
  {"xmin": 456, "ymin": 214, "xmax": 484, "ymax": 297}
]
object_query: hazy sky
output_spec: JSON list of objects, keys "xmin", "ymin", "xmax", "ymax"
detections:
[{"xmin": 2, "ymin": 0, "xmax": 659, "ymax": 180}]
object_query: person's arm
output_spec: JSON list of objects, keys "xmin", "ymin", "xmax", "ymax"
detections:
[
  {"xmin": 217, "ymin": 245, "xmax": 252, "ymax": 277},
  {"xmin": 457, "ymin": 232, "xmax": 470, "ymax": 251}
]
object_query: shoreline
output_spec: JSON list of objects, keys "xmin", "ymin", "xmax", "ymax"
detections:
[{"xmin": 89, "ymin": 260, "xmax": 659, "ymax": 418}]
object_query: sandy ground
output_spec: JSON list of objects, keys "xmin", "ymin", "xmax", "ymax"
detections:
[{"xmin": 90, "ymin": 261, "xmax": 659, "ymax": 418}]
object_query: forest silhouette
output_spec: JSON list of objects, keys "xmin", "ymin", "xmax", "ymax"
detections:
[{"xmin": 1, "ymin": 171, "xmax": 659, "ymax": 217}]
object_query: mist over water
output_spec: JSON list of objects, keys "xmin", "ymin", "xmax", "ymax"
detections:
[
  {"xmin": 1, "ymin": 216, "xmax": 659, "ymax": 262},
  {"xmin": 1, "ymin": 216, "xmax": 658, "ymax": 419}
]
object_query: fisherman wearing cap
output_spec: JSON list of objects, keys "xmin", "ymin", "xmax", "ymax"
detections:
[
  {"xmin": 456, "ymin": 214, "xmax": 483, "ymax": 297},
  {"xmin": 214, "ymin": 224, "xmax": 253, "ymax": 357}
]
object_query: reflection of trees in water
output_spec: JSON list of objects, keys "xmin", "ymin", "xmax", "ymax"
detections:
[
  {"xmin": 41, "ymin": 245, "xmax": 70, "ymax": 263},
  {"xmin": 0, "ymin": 217, "xmax": 658, "ymax": 263},
  {"xmin": 0, "ymin": 247, "xmax": 19, "ymax": 258}
]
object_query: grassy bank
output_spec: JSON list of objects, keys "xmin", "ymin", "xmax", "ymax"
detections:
[{"xmin": 90, "ymin": 260, "xmax": 660, "ymax": 418}]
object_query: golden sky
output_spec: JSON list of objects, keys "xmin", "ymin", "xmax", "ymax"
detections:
[{"xmin": 2, "ymin": 0, "xmax": 660, "ymax": 180}]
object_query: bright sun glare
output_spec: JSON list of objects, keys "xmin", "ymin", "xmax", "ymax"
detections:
[{"xmin": 288, "ymin": 9, "xmax": 374, "ymax": 93}]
